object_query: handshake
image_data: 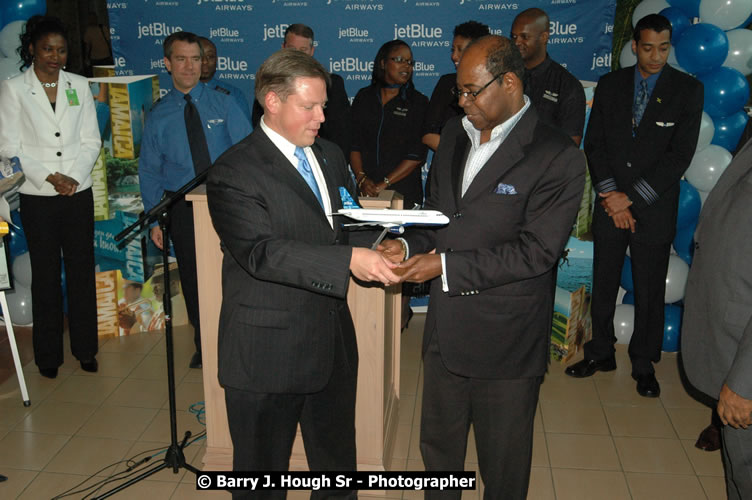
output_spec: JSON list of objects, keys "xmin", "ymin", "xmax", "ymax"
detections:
[{"xmin": 349, "ymin": 239, "xmax": 441, "ymax": 287}]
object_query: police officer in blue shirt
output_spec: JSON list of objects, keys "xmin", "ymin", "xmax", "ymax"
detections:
[
  {"xmin": 139, "ymin": 31, "xmax": 251, "ymax": 369},
  {"xmin": 199, "ymin": 36, "xmax": 252, "ymax": 124}
]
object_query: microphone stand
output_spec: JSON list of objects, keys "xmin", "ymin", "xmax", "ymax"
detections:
[{"xmin": 92, "ymin": 170, "xmax": 208, "ymax": 498}]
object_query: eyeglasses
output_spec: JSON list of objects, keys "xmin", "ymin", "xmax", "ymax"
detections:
[
  {"xmin": 390, "ymin": 56, "xmax": 415, "ymax": 67},
  {"xmin": 451, "ymin": 72, "xmax": 507, "ymax": 101}
]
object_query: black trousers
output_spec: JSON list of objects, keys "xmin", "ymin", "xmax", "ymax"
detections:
[
  {"xmin": 224, "ymin": 328, "xmax": 358, "ymax": 500},
  {"xmin": 165, "ymin": 197, "xmax": 201, "ymax": 352},
  {"xmin": 585, "ymin": 207, "xmax": 671, "ymax": 375},
  {"xmin": 420, "ymin": 330, "xmax": 542, "ymax": 500},
  {"xmin": 20, "ymin": 189, "xmax": 97, "ymax": 369}
]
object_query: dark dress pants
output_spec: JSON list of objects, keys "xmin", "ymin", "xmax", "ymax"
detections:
[
  {"xmin": 420, "ymin": 330, "xmax": 542, "ymax": 500},
  {"xmin": 224, "ymin": 327, "xmax": 358, "ymax": 500},
  {"xmin": 165, "ymin": 197, "xmax": 201, "ymax": 352},
  {"xmin": 586, "ymin": 206, "xmax": 671, "ymax": 375},
  {"xmin": 20, "ymin": 189, "xmax": 97, "ymax": 370}
]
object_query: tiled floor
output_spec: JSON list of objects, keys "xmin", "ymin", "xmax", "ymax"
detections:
[{"xmin": 0, "ymin": 315, "xmax": 727, "ymax": 499}]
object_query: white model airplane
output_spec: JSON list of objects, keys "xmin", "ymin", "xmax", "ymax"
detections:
[{"xmin": 334, "ymin": 188, "xmax": 449, "ymax": 247}]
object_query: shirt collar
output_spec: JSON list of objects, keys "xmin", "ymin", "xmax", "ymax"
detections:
[
  {"xmin": 633, "ymin": 65, "xmax": 662, "ymax": 95},
  {"xmin": 259, "ymin": 116, "xmax": 301, "ymax": 166},
  {"xmin": 461, "ymin": 94, "xmax": 531, "ymax": 149},
  {"xmin": 171, "ymin": 81, "xmax": 205, "ymax": 103},
  {"xmin": 527, "ymin": 54, "xmax": 552, "ymax": 77}
]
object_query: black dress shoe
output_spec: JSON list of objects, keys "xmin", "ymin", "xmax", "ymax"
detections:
[
  {"xmin": 80, "ymin": 359, "xmax": 98, "ymax": 373},
  {"xmin": 189, "ymin": 351, "xmax": 202, "ymax": 369},
  {"xmin": 695, "ymin": 422, "xmax": 721, "ymax": 451},
  {"xmin": 565, "ymin": 358, "xmax": 616, "ymax": 378},
  {"xmin": 635, "ymin": 373, "xmax": 660, "ymax": 397},
  {"xmin": 39, "ymin": 367, "xmax": 58, "ymax": 379}
]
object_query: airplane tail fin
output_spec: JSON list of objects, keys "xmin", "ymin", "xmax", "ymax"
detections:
[{"xmin": 339, "ymin": 187, "xmax": 361, "ymax": 209}]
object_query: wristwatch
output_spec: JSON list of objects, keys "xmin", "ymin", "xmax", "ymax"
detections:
[{"xmin": 383, "ymin": 177, "xmax": 391, "ymax": 187}]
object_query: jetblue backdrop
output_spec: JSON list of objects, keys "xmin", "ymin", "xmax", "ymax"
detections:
[{"xmin": 107, "ymin": 0, "xmax": 616, "ymax": 100}]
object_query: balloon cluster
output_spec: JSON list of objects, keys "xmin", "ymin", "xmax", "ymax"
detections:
[
  {"xmin": 0, "ymin": 1, "xmax": 45, "ymax": 324},
  {"xmin": 0, "ymin": 1, "xmax": 45, "ymax": 80},
  {"xmin": 615, "ymin": 0, "xmax": 752, "ymax": 352}
]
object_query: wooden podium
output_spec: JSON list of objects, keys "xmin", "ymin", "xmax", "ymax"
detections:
[{"xmin": 186, "ymin": 187, "xmax": 402, "ymax": 477}]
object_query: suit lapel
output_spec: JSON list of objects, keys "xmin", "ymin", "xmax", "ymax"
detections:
[
  {"xmin": 616, "ymin": 68, "xmax": 636, "ymax": 138},
  {"xmin": 450, "ymin": 132, "xmax": 469, "ymax": 208},
  {"xmin": 23, "ymin": 69, "xmax": 57, "ymax": 125},
  {"xmin": 54, "ymin": 71, "xmax": 73, "ymax": 123},
  {"xmin": 637, "ymin": 66, "xmax": 672, "ymax": 136}
]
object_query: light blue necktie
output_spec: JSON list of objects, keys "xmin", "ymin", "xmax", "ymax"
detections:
[
  {"xmin": 294, "ymin": 146, "xmax": 324, "ymax": 209},
  {"xmin": 633, "ymin": 79, "xmax": 649, "ymax": 136}
]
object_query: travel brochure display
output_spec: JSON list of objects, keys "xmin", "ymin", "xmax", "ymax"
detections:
[{"xmin": 90, "ymin": 67, "xmax": 187, "ymax": 337}]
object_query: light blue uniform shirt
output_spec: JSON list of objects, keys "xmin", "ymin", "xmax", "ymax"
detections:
[
  {"xmin": 139, "ymin": 82, "xmax": 251, "ymax": 213},
  {"xmin": 206, "ymin": 77, "xmax": 252, "ymax": 124}
]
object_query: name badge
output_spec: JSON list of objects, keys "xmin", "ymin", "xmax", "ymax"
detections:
[{"xmin": 65, "ymin": 89, "xmax": 80, "ymax": 106}]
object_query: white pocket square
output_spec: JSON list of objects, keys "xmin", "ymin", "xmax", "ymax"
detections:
[
  {"xmin": 494, "ymin": 183, "xmax": 517, "ymax": 195},
  {"xmin": 656, "ymin": 121, "xmax": 675, "ymax": 127}
]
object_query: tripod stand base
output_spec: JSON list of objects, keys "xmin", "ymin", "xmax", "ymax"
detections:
[{"xmin": 91, "ymin": 431, "xmax": 200, "ymax": 499}]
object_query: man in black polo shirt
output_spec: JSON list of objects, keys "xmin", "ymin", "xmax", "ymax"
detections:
[{"xmin": 511, "ymin": 8, "xmax": 586, "ymax": 146}]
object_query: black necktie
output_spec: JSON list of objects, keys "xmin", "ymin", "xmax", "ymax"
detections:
[{"xmin": 184, "ymin": 93, "xmax": 212, "ymax": 174}]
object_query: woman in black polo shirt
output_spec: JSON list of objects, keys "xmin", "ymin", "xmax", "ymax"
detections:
[{"xmin": 350, "ymin": 40, "xmax": 428, "ymax": 210}]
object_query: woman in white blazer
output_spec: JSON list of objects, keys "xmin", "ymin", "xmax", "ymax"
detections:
[{"xmin": 0, "ymin": 16, "xmax": 101, "ymax": 379}]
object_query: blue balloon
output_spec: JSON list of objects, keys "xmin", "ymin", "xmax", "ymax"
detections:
[
  {"xmin": 659, "ymin": 7, "xmax": 691, "ymax": 44},
  {"xmin": 676, "ymin": 180, "xmax": 701, "ymax": 229},
  {"xmin": 7, "ymin": 210, "xmax": 27, "ymax": 258},
  {"xmin": 1, "ymin": 0, "xmax": 46, "ymax": 24},
  {"xmin": 673, "ymin": 224, "xmax": 695, "ymax": 265},
  {"xmin": 675, "ymin": 23, "xmax": 729, "ymax": 75},
  {"xmin": 622, "ymin": 291, "xmax": 635, "ymax": 305},
  {"xmin": 662, "ymin": 304, "xmax": 682, "ymax": 352},
  {"xmin": 699, "ymin": 67, "xmax": 751, "ymax": 118},
  {"xmin": 668, "ymin": 0, "xmax": 700, "ymax": 18},
  {"xmin": 620, "ymin": 255, "xmax": 634, "ymax": 293},
  {"xmin": 711, "ymin": 111, "xmax": 749, "ymax": 152}
]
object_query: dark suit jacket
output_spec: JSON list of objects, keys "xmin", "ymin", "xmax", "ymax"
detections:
[
  {"xmin": 585, "ymin": 65, "xmax": 703, "ymax": 244},
  {"xmin": 252, "ymin": 73, "xmax": 351, "ymax": 158},
  {"xmin": 404, "ymin": 108, "xmax": 585, "ymax": 379},
  {"xmin": 206, "ymin": 127, "xmax": 361, "ymax": 394},
  {"xmin": 682, "ymin": 138, "xmax": 752, "ymax": 401}
]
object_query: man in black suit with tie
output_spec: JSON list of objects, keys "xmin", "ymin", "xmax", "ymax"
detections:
[
  {"xmin": 207, "ymin": 49, "xmax": 400, "ymax": 499},
  {"xmin": 252, "ymin": 23, "xmax": 352, "ymax": 158},
  {"xmin": 565, "ymin": 14, "xmax": 703, "ymax": 397},
  {"xmin": 387, "ymin": 35, "xmax": 585, "ymax": 499}
]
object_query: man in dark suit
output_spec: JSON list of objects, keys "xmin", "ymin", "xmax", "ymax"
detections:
[
  {"xmin": 682, "ymin": 137, "xmax": 752, "ymax": 500},
  {"xmin": 389, "ymin": 35, "xmax": 585, "ymax": 499},
  {"xmin": 565, "ymin": 14, "xmax": 703, "ymax": 398},
  {"xmin": 207, "ymin": 49, "xmax": 400, "ymax": 499},
  {"xmin": 252, "ymin": 23, "xmax": 351, "ymax": 158}
]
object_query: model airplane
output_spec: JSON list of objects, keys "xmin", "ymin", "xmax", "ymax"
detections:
[{"xmin": 334, "ymin": 188, "xmax": 449, "ymax": 247}]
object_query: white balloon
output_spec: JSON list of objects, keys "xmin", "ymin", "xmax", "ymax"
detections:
[
  {"xmin": 0, "ymin": 21, "xmax": 25, "ymax": 59},
  {"xmin": 11, "ymin": 252, "xmax": 32, "ymax": 287},
  {"xmin": 698, "ymin": 189, "xmax": 710, "ymax": 207},
  {"xmin": 632, "ymin": 0, "xmax": 671, "ymax": 28},
  {"xmin": 665, "ymin": 255, "xmax": 689, "ymax": 303},
  {"xmin": 685, "ymin": 144, "xmax": 732, "ymax": 192},
  {"xmin": 699, "ymin": 0, "xmax": 752, "ymax": 31},
  {"xmin": 0, "ymin": 57, "xmax": 22, "ymax": 81},
  {"xmin": 5, "ymin": 284, "xmax": 33, "ymax": 326},
  {"xmin": 613, "ymin": 304, "xmax": 635, "ymax": 344},
  {"xmin": 696, "ymin": 112, "xmax": 715, "ymax": 151},
  {"xmin": 723, "ymin": 29, "xmax": 752, "ymax": 76},
  {"xmin": 620, "ymin": 43, "xmax": 637, "ymax": 68}
]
